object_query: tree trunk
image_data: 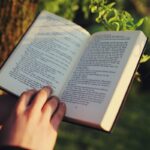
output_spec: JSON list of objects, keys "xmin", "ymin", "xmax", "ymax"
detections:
[{"xmin": 0, "ymin": 0, "xmax": 39, "ymax": 65}]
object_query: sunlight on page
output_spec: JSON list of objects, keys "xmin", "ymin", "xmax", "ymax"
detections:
[{"xmin": 0, "ymin": 11, "xmax": 90, "ymax": 96}]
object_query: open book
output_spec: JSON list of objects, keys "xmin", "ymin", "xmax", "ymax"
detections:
[{"xmin": 0, "ymin": 11, "xmax": 147, "ymax": 132}]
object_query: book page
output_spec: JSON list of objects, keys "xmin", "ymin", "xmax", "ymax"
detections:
[
  {"xmin": 61, "ymin": 31, "xmax": 146, "ymax": 127},
  {"xmin": 0, "ymin": 11, "xmax": 90, "ymax": 96}
]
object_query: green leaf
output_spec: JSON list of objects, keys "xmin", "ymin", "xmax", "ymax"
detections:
[
  {"xmin": 135, "ymin": 18, "xmax": 145, "ymax": 28},
  {"xmin": 107, "ymin": 2, "xmax": 116, "ymax": 9},
  {"xmin": 140, "ymin": 54, "xmax": 150, "ymax": 63},
  {"xmin": 112, "ymin": 22, "xmax": 120, "ymax": 31},
  {"xmin": 91, "ymin": 6, "xmax": 97, "ymax": 12}
]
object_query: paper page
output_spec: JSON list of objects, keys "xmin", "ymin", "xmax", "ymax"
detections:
[
  {"xmin": 0, "ymin": 11, "xmax": 90, "ymax": 96},
  {"xmin": 61, "ymin": 31, "xmax": 145, "ymax": 125}
]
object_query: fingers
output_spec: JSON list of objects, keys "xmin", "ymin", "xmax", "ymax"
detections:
[
  {"xmin": 16, "ymin": 89, "xmax": 37, "ymax": 113},
  {"xmin": 17, "ymin": 86, "xmax": 66, "ymax": 132},
  {"xmin": 31, "ymin": 86, "xmax": 52, "ymax": 112},
  {"xmin": 42, "ymin": 97, "xmax": 59, "ymax": 121},
  {"xmin": 50, "ymin": 102, "xmax": 66, "ymax": 131}
]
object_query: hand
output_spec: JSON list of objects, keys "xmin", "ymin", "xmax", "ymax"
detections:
[{"xmin": 0, "ymin": 86, "xmax": 66, "ymax": 150}]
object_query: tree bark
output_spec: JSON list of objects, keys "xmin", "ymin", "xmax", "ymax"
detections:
[
  {"xmin": 0, "ymin": 0, "xmax": 38, "ymax": 65},
  {"xmin": 131, "ymin": 0, "xmax": 150, "ymax": 16}
]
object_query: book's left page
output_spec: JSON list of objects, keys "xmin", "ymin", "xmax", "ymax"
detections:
[{"xmin": 0, "ymin": 11, "xmax": 90, "ymax": 96}]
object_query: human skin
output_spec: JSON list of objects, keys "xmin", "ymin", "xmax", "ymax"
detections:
[{"xmin": 0, "ymin": 86, "xmax": 66, "ymax": 150}]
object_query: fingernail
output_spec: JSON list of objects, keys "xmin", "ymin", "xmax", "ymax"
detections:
[
  {"xmin": 43, "ymin": 86, "xmax": 53, "ymax": 93},
  {"xmin": 43, "ymin": 85, "xmax": 52, "ymax": 90}
]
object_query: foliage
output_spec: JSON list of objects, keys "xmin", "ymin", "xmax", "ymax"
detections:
[
  {"xmin": 80, "ymin": 0, "xmax": 91, "ymax": 19},
  {"xmin": 38, "ymin": 0, "xmax": 79, "ymax": 20},
  {"xmin": 89, "ymin": 0, "xmax": 145, "ymax": 31},
  {"xmin": 140, "ymin": 55, "xmax": 150, "ymax": 63},
  {"xmin": 38, "ymin": 0, "xmax": 92, "ymax": 20},
  {"xmin": 89, "ymin": 0, "xmax": 150, "ymax": 74}
]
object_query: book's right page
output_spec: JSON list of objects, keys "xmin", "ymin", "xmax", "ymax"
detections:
[{"xmin": 61, "ymin": 31, "xmax": 147, "ymax": 131}]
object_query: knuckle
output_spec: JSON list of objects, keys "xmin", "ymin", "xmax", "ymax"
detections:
[
  {"xmin": 20, "ymin": 91, "xmax": 28, "ymax": 98},
  {"xmin": 56, "ymin": 111, "xmax": 63, "ymax": 121},
  {"xmin": 20, "ymin": 90, "xmax": 33, "ymax": 99},
  {"xmin": 14, "ymin": 105, "xmax": 22, "ymax": 116},
  {"xmin": 26, "ymin": 108, "xmax": 38, "ymax": 120},
  {"xmin": 50, "ymin": 98, "xmax": 58, "ymax": 107}
]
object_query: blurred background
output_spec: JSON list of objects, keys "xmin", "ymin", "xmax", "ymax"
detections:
[{"xmin": 0, "ymin": 0, "xmax": 150, "ymax": 149}]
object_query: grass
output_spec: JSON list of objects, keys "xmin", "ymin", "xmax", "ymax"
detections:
[{"xmin": 55, "ymin": 82, "xmax": 150, "ymax": 150}]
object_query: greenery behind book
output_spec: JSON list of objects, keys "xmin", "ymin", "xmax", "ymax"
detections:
[{"xmin": 0, "ymin": 0, "xmax": 150, "ymax": 149}]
